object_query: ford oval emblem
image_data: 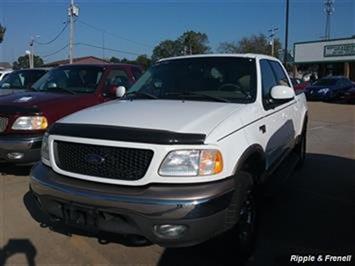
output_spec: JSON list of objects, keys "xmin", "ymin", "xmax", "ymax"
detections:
[{"xmin": 85, "ymin": 154, "xmax": 105, "ymax": 165}]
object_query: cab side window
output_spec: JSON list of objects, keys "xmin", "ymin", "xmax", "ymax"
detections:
[
  {"xmin": 260, "ymin": 59, "xmax": 293, "ymax": 110},
  {"xmin": 260, "ymin": 59, "xmax": 277, "ymax": 109},
  {"xmin": 269, "ymin": 61, "xmax": 291, "ymax": 87}
]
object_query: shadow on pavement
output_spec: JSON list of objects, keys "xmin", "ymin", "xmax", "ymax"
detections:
[
  {"xmin": 0, "ymin": 163, "xmax": 32, "ymax": 176},
  {"xmin": 0, "ymin": 239, "xmax": 37, "ymax": 266},
  {"xmin": 159, "ymin": 153, "xmax": 355, "ymax": 266}
]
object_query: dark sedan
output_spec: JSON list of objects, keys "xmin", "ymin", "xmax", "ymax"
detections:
[{"xmin": 304, "ymin": 76, "xmax": 353, "ymax": 101}]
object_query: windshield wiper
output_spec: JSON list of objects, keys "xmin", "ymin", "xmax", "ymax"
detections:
[
  {"xmin": 124, "ymin": 91, "xmax": 158, "ymax": 99},
  {"xmin": 165, "ymin": 91, "xmax": 230, "ymax": 103}
]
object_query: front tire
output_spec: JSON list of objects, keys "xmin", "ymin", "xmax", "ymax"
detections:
[
  {"xmin": 235, "ymin": 188, "xmax": 257, "ymax": 256},
  {"xmin": 295, "ymin": 125, "xmax": 307, "ymax": 169}
]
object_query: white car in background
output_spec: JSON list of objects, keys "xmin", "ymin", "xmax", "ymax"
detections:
[
  {"xmin": 0, "ymin": 69, "xmax": 13, "ymax": 81},
  {"xmin": 0, "ymin": 68, "xmax": 48, "ymax": 96}
]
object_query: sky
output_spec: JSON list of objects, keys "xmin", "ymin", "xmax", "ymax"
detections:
[{"xmin": 0, "ymin": 0, "xmax": 354, "ymax": 64}]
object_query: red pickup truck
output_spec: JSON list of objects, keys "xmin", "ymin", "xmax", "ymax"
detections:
[{"xmin": 0, "ymin": 63, "xmax": 142, "ymax": 164}]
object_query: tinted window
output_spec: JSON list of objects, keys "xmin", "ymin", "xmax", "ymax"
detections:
[
  {"xmin": 128, "ymin": 57, "xmax": 257, "ymax": 103},
  {"xmin": 32, "ymin": 66, "xmax": 103, "ymax": 93},
  {"xmin": 269, "ymin": 61, "xmax": 291, "ymax": 87},
  {"xmin": 105, "ymin": 69, "xmax": 130, "ymax": 88},
  {"xmin": 260, "ymin": 59, "xmax": 277, "ymax": 99},
  {"xmin": 342, "ymin": 78, "xmax": 353, "ymax": 86},
  {"xmin": 132, "ymin": 67, "xmax": 143, "ymax": 81},
  {"xmin": 28, "ymin": 70, "xmax": 47, "ymax": 83},
  {"xmin": 313, "ymin": 78, "xmax": 337, "ymax": 86}
]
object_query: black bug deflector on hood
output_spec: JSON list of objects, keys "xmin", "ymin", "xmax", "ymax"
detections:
[{"xmin": 48, "ymin": 123, "xmax": 206, "ymax": 145}]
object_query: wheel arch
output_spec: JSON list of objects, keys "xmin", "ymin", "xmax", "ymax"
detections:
[{"xmin": 232, "ymin": 144, "xmax": 266, "ymax": 184}]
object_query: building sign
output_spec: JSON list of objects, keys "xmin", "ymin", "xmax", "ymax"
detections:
[
  {"xmin": 324, "ymin": 43, "xmax": 355, "ymax": 57},
  {"xmin": 294, "ymin": 38, "xmax": 355, "ymax": 63}
]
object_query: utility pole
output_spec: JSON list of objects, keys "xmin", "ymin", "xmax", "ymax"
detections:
[
  {"xmin": 68, "ymin": 0, "xmax": 79, "ymax": 64},
  {"xmin": 324, "ymin": 0, "xmax": 335, "ymax": 40},
  {"xmin": 268, "ymin": 27, "xmax": 279, "ymax": 57},
  {"xmin": 284, "ymin": 0, "xmax": 289, "ymax": 65},
  {"xmin": 29, "ymin": 37, "xmax": 34, "ymax": 68}
]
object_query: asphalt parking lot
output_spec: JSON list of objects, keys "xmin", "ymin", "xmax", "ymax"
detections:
[{"xmin": 0, "ymin": 102, "xmax": 354, "ymax": 266}]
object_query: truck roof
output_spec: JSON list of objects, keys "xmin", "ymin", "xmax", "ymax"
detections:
[{"xmin": 159, "ymin": 53, "xmax": 279, "ymax": 62}]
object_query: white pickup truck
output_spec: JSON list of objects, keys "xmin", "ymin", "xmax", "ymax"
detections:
[{"xmin": 29, "ymin": 54, "xmax": 307, "ymax": 252}]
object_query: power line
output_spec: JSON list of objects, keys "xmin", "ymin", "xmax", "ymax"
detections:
[
  {"xmin": 42, "ymin": 44, "xmax": 69, "ymax": 58},
  {"xmin": 35, "ymin": 22, "xmax": 68, "ymax": 45},
  {"xmin": 77, "ymin": 19, "xmax": 153, "ymax": 48},
  {"xmin": 76, "ymin": 42, "xmax": 141, "ymax": 56},
  {"xmin": 41, "ymin": 41, "xmax": 142, "ymax": 60}
]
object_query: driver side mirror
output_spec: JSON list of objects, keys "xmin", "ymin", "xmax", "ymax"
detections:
[
  {"xmin": 107, "ymin": 85, "xmax": 125, "ymax": 98},
  {"xmin": 115, "ymin": 86, "xmax": 126, "ymax": 98},
  {"xmin": 270, "ymin": 85, "xmax": 295, "ymax": 101}
]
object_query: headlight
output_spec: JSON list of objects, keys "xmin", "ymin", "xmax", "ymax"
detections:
[
  {"xmin": 41, "ymin": 132, "xmax": 50, "ymax": 165},
  {"xmin": 318, "ymin": 88, "xmax": 330, "ymax": 94},
  {"xmin": 159, "ymin": 149, "xmax": 223, "ymax": 177},
  {"xmin": 12, "ymin": 116, "xmax": 48, "ymax": 130}
]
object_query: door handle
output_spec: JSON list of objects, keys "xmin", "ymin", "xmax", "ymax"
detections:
[{"xmin": 259, "ymin": 125, "xmax": 266, "ymax": 133}]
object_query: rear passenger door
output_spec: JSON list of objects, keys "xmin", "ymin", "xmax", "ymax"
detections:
[{"xmin": 259, "ymin": 59, "xmax": 296, "ymax": 167}]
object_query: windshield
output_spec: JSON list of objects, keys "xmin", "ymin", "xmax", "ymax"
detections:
[
  {"xmin": 313, "ymin": 78, "xmax": 337, "ymax": 86},
  {"xmin": 32, "ymin": 66, "xmax": 103, "ymax": 93},
  {"xmin": 127, "ymin": 57, "xmax": 257, "ymax": 103},
  {"xmin": 0, "ymin": 70, "xmax": 45, "ymax": 89}
]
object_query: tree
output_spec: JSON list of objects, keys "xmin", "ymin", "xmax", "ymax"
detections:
[
  {"xmin": 0, "ymin": 24, "xmax": 6, "ymax": 43},
  {"xmin": 218, "ymin": 34, "xmax": 282, "ymax": 58},
  {"xmin": 135, "ymin": 54, "xmax": 151, "ymax": 69},
  {"xmin": 13, "ymin": 55, "xmax": 44, "ymax": 69},
  {"xmin": 109, "ymin": 56, "xmax": 121, "ymax": 63},
  {"xmin": 151, "ymin": 31, "xmax": 211, "ymax": 62},
  {"xmin": 178, "ymin": 31, "xmax": 210, "ymax": 55},
  {"xmin": 152, "ymin": 40, "xmax": 182, "ymax": 62}
]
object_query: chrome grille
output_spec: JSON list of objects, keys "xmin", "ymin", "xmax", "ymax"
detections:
[{"xmin": 0, "ymin": 117, "xmax": 8, "ymax": 132}]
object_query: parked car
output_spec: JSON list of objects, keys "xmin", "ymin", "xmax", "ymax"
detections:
[
  {"xmin": 0, "ymin": 63, "xmax": 142, "ymax": 164},
  {"xmin": 0, "ymin": 69, "xmax": 13, "ymax": 81},
  {"xmin": 0, "ymin": 68, "xmax": 48, "ymax": 96},
  {"xmin": 290, "ymin": 78, "xmax": 309, "ymax": 94},
  {"xmin": 29, "ymin": 54, "xmax": 307, "ymax": 252},
  {"xmin": 343, "ymin": 86, "xmax": 355, "ymax": 103},
  {"xmin": 304, "ymin": 76, "xmax": 353, "ymax": 101}
]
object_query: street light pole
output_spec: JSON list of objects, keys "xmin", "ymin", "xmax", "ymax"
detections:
[
  {"xmin": 268, "ymin": 27, "xmax": 279, "ymax": 57},
  {"xmin": 29, "ymin": 38, "xmax": 34, "ymax": 69}
]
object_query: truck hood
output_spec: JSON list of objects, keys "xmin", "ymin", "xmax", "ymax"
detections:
[
  {"xmin": 0, "ymin": 91, "xmax": 78, "ymax": 112},
  {"xmin": 59, "ymin": 99, "xmax": 245, "ymax": 136}
]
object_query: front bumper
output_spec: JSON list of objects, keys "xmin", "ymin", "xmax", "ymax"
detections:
[
  {"xmin": 29, "ymin": 163, "xmax": 239, "ymax": 247},
  {"xmin": 0, "ymin": 134, "xmax": 42, "ymax": 164}
]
